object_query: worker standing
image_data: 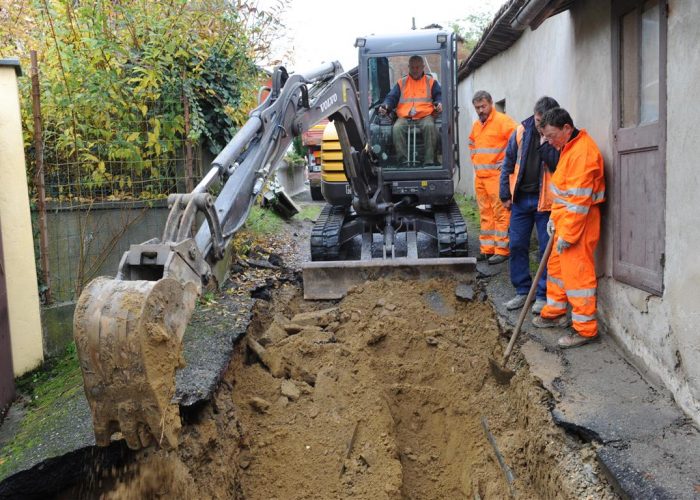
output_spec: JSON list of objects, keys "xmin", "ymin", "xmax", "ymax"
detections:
[
  {"xmin": 500, "ymin": 96, "xmax": 561, "ymax": 313},
  {"xmin": 533, "ymin": 108, "xmax": 606, "ymax": 349},
  {"xmin": 469, "ymin": 91, "xmax": 517, "ymax": 264}
]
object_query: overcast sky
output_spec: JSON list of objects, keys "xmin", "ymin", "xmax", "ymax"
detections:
[{"xmin": 266, "ymin": 0, "xmax": 505, "ymax": 72}]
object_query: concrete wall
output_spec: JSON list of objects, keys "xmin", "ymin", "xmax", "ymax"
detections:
[
  {"xmin": 457, "ymin": 0, "xmax": 700, "ymax": 424},
  {"xmin": 0, "ymin": 63, "xmax": 44, "ymax": 375},
  {"xmin": 35, "ymin": 201, "xmax": 170, "ymax": 357},
  {"xmin": 602, "ymin": 0, "xmax": 700, "ymax": 422},
  {"xmin": 43, "ymin": 201, "xmax": 171, "ymax": 303}
]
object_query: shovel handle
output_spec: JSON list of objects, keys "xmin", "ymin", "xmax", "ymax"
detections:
[{"xmin": 501, "ymin": 232, "xmax": 555, "ymax": 365}]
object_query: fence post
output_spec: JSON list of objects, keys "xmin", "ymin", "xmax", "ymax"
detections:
[
  {"xmin": 183, "ymin": 87, "xmax": 194, "ymax": 193},
  {"xmin": 30, "ymin": 50, "xmax": 52, "ymax": 305}
]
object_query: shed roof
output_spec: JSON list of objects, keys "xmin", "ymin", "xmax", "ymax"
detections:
[{"xmin": 457, "ymin": 0, "xmax": 575, "ymax": 81}]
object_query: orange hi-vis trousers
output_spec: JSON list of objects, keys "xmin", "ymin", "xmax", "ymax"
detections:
[
  {"xmin": 540, "ymin": 204, "xmax": 600, "ymax": 337},
  {"xmin": 475, "ymin": 171, "xmax": 510, "ymax": 256}
]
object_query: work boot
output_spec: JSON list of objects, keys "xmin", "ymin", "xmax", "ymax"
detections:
[
  {"xmin": 558, "ymin": 333, "xmax": 599, "ymax": 349},
  {"xmin": 477, "ymin": 253, "xmax": 493, "ymax": 262},
  {"xmin": 504, "ymin": 294, "xmax": 527, "ymax": 310},
  {"xmin": 531, "ymin": 298, "xmax": 546, "ymax": 315},
  {"xmin": 531, "ymin": 314, "xmax": 571, "ymax": 329},
  {"xmin": 488, "ymin": 254, "xmax": 508, "ymax": 265}
]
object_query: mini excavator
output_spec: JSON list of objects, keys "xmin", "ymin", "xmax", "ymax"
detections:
[{"xmin": 74, "ymin": 29, "xmax": 476, "ymax": 450}]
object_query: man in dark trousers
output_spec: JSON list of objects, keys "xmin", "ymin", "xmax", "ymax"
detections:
[{"xmin": 500, "ymin": 96, "xmax": 560, "ymax": 314}]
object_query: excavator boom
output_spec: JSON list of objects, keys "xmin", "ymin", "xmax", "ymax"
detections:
[
  {"xmin": 75, "ymin": 29, "xmax": 476, "ymax": 451},
  {"xmin": 74, "ymin": 61, "xmax": 375, "ymax": 449}
]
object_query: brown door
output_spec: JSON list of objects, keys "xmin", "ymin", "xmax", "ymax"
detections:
[
  {"xmin": 612, "ymin": 0, "xmax": 667, "ymax": 295},
  {"xmin": 0, "ymin": 216, "xmax": 15, "ymax": 415}
]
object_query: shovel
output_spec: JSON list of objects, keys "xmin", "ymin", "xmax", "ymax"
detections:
[{"xmin": 489, "ymin": 232, "xmax": 555, "ymax": 384}]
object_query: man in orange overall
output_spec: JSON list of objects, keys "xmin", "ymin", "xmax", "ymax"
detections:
[
  {"xmin": 378, "ymin": 55, "xmax": 442, "ymax": 165},
  {"xmin": 469, "ymin": 91, "xmax": 517, "ymax": 264},
  {"xmin": 533, "ymin": 108, "xmax": 606, "ymax": 349}
]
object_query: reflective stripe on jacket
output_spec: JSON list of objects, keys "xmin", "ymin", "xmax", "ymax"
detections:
[
  {"xmin": 469, "ymin": 107, "xmax": 517, "ymax": 177},
  {"xmin": 395, "ymin": 75, "xmax": 435, "ymax": 120},
  {"xmin": 549, "ymin": 129, "xmax": 606, "ymax": 245}
]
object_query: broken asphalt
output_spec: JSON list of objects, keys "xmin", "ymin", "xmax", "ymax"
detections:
[{"xmin": 474, "ymin": 226, "xmax": 700, "ymax": 499}]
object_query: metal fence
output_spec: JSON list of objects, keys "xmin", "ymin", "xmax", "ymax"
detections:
[{"xmin": 28, "ymin": 52, "xmax": 205, "ymax": 303}]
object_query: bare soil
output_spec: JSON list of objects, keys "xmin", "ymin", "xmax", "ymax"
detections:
[
  {"xmin": 100, "ymin": 275, "xmax": 615, "ymax": 499},
  {"xmin": 92, "ymin": 205, "xmax": 616, "ymax": 499}
]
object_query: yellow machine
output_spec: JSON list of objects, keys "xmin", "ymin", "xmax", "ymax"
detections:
[{"xmin": 319, "ymin": 122, "xmax": 350, "ymax": 204}]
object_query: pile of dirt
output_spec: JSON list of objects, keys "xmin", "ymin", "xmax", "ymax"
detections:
[
  {"xmin": 92, "ymin": 275, "xmax": 615, "ymax": 499},
  {"xmin": 230, "ymin": 278, "xmax": 616, "ymax": 499}
]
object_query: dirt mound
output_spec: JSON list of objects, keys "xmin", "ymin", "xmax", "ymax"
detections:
[
  {"xmin": 232, "ymin": 278, "xmax": 615, "ymax": 499},
  {"xmin": 92, "ymin": 275, "xmax": 615, "ymax": 499}
]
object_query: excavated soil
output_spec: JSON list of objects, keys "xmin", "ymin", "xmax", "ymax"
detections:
[{"xmin": 97, "ymin": 276, "xmax": 616, "ymax": 499}]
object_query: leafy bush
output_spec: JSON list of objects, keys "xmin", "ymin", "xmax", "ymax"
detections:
[{"xmin": 1, "ymin": 0, "xmax": 287, "ymax": 200}]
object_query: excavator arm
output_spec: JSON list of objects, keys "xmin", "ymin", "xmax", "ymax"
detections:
[{"xmin": 74, "ymin": 61, "xmax": 375, "ymax": 450}]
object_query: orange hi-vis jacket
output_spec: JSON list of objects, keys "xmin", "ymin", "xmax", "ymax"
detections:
[
  {"xmin": 396, "ymin": 74, "xmax": 436, "ymax": 120},
  {"xmin": 469, "ymin": 108, "xmax": 516, "ymax": 177},
  {"xmin": 549, "ymin": 129, "xmax": 606, "ymax": 245},
  {"xmin": 509, "ymin": 124, "xmax": 554, "ymax": 211},
  {"xmin": 469, "ymin": 107, "xmax": 516, "ymax": 256}
]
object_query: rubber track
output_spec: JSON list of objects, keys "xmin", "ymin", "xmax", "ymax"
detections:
[
  {"xmin": 435, "ymin": 201, "xmax": 469, "ymax": 257},
  {"xmin": 310, "ymin": 204, "xmax": 346, "ymax": 261}
]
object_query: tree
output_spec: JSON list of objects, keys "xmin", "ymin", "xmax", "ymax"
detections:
[
  {"xmin": 450, "ymin": 8, "xmax": 497, "ymax": 52},
  {"xmin": 0, "ymin": 0, "xmax": 289, "ymax": 200}
]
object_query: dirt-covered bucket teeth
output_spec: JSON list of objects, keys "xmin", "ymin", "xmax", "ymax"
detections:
[{"xmin": 73, "ymin": 277, "xmax": 198, "ymax": 450}]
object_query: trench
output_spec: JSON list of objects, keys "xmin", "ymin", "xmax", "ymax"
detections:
[{"xmin": 83, "ymin": 274, "xmax": 615, "ymax": 499}]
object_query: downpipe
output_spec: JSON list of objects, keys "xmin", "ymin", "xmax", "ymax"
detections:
[{"xmin": 510, "ymin": 0, "xmax": 550, "ymax": 30}]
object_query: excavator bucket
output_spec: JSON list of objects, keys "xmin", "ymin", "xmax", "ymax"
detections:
[
  {"xmin": 73, "ymin": 276, "xmax": 198, "ymax": 450},
  {"xmin": 302, "ymin": 256, "xmax": 477, "ymax": 300}
]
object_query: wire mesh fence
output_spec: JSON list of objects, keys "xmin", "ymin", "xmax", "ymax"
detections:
[{"xmin": 29, "ymin": 62, "xmax": 207, "ymax": 303}]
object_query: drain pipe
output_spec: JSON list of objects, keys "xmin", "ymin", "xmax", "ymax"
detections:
[{"xmin": 510, "ymin": 0, "xmax": 551, "ymax": 30}]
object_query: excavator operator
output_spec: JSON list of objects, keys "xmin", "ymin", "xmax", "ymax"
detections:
[{"xmin": 378, "ymin": 55, "xmax": 443, "ymax": 165}]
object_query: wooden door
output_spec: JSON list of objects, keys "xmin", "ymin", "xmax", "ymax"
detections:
[{"xmin": 612, "ymin": 0, "xmax": 667, "ymax": 295}]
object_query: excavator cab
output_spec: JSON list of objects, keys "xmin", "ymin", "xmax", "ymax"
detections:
[
  {"xmin": 304, "ymin": 29, "xmax": 474, "ymax": 299},
  {"xmin": 358, "ymin": 30, "xmax": 459, "ymax": 206}
]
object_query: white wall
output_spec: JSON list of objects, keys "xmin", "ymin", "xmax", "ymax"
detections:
[
  {"xmin": 610, "ymin": 0, "xmax": 700, "ymax": 420},
  {"xmin": 457, "ymin": 0, "xmax": 700, "ymax": 424},
  {"xmin": 456, "ymin": 11, "xmax": 576, "ymax": 196}
]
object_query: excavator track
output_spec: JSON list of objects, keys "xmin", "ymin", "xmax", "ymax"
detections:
[
  {"xmin": 311, "ymin": 201, "xmax": 468, "ymax": 260},
  {"xmin": 435, "ymin": 201, "xmax": 469, "ymax": 257},
  {"xmin": 74, "ymin": 277, "xmax": 198, "ymax": 450},
  {"xmin": 310, "ymin": 204, "xmax": 347, "ymax": 261}
]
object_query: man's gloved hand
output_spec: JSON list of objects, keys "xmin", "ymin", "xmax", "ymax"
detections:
[
  {"xmin": 546, "ymin": 219, "xmax": 555, "ymax": 236},
  {"xmin": 556, "ymin": 237, "xmax": 571, "ymax": 254},
  {"xmin": 378, "ymin": 104, "xmax": 388, "ymax": 116}
]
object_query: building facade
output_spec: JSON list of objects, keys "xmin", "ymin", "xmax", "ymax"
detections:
[{"xmin": 457, "ymin": 0, "xmax": 700, "ymax": 424}]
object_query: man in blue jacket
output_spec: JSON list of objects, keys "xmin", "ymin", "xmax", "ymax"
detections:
[{"xmin": 500, "ymin": 96, "xmax": 560, "ymax": 313}]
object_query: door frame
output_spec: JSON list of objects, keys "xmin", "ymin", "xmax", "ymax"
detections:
[{"xmin": 611, "ymin": 0, "xmax": 668, "ymax": 295}]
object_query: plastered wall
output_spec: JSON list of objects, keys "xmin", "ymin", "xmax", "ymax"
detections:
[
  {"xmin": 0, "ymin": 62, "xmax": 44, "ymax": 375},
  {"xmin": 456, "ymin": 0, "xmax": 700, "ymax": 424}
]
